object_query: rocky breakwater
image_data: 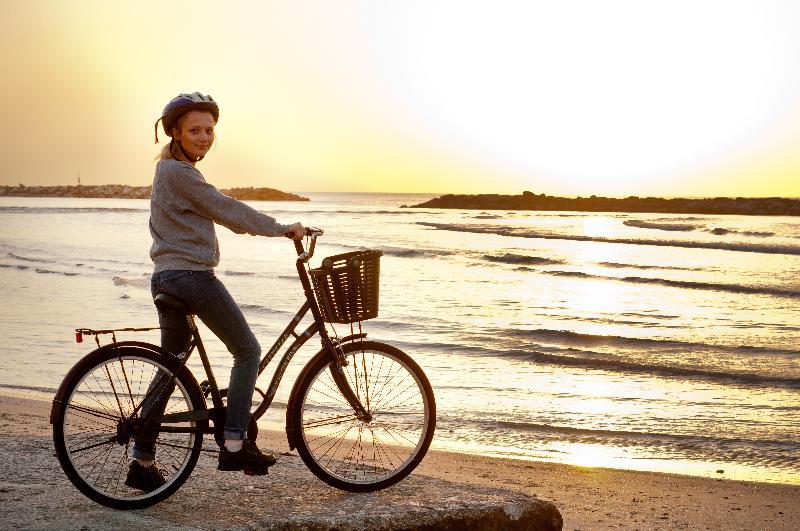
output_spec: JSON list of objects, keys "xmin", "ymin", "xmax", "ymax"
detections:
[
  {"xmin": 408, "ymin": 191, "xmax": 800, "ymax": 216},
  {"xmin": 0, "ymin": 184, "xmax": 309, "ymax": 201}
]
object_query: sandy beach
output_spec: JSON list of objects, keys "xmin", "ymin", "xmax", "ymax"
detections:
[{"xmin": 3, "ymin": 393, "xmax": 797, "ymax": 530}]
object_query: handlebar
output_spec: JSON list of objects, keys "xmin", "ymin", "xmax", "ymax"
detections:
[{"xmin": 288, "ymin": 227, "xmax": 324, "ymax": 263}]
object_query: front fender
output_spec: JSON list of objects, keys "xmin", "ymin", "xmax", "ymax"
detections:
[
  {"xmin": 284, "ymin": 333, "xmax": 366, "ymax": 450},
  {"xmin": 285, "ymin": 347, "xmax": 332, "ymax": 450}
]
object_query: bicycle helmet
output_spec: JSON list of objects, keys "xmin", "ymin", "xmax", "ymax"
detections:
[{"xmin": 154, "ymin": 92, "xmax": 219, "ymax": 144}]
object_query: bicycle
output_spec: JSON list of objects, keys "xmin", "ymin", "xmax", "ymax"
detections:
[{"xmin": 50, "ymin": 228, "xmax": 436, "ymax": 509}]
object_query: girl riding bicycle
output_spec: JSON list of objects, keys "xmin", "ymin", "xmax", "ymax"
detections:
[{"xmin": 127, "ymin": 92, "xmax": 305, "ymax": 491}]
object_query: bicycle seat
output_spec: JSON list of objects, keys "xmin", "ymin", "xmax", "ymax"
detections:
[{"xmin": 153, "ymin": 293, "xmax": 192, "ymax": 314}]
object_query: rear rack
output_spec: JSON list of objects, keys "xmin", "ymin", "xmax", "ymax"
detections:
[{"xmin": 75, "ymin": 327, "xmax": 162, "ymax": 346}]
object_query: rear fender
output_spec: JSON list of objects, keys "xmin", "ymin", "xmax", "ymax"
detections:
[{"xmin": 49, "ymin": 341, "xmax": 184, "ymax": 424}]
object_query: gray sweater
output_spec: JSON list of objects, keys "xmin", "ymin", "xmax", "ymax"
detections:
[{"xmin": 149, "ymin": 159, "xmax": 291, "ymax": 272}]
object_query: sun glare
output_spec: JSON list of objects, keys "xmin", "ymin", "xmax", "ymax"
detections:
[{"xmin": 358, "ymin": 2, "xmax": 800, "ymax": 196}]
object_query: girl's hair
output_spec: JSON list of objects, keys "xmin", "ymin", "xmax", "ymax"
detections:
[{"xmin": 155, "ymin": 140, "xmax": 177, "ymax": 161}]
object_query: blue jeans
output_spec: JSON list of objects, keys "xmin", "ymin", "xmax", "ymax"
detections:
[{"xmin": 132, "ymin": 270, "xmax": 261, "ymax": 460}]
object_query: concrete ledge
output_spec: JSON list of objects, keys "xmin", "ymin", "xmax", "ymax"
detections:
[{"xmin": 1, "ymin": 436, "xmax": 562, "ymax": 530}]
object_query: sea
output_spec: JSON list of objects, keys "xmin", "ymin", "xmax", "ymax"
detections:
[{"xmin": 1, "ymin": 192, "xmax": 798, "ymax": 484}]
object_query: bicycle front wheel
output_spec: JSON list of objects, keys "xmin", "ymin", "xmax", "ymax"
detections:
[
  {"xmin": 291, "ymin": 340, "xmax": 436, "ymax": 492},
  {"xmin": 52, "ymin": 344, "xmax": 205, "ymax": 509}
]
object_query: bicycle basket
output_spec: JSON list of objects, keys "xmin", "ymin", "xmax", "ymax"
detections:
[{"xmin": 309, "ymin": 249, "xmax": 383, "ymax": 324}]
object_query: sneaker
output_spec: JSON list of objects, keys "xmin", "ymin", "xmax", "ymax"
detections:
[
  {"xmin": 218, "ymin": 439, "xmax": 278, "ymax": 475},
  {"xmin": 125, "ymin": 460, "xmax": 167, "ymax": 492}
]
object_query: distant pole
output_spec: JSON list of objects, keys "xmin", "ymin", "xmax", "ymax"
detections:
[{"xmin": 77, "ymin": 169, "xmax": 81, "ymax": 185}]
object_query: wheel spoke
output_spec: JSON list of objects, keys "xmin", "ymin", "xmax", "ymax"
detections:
[
  {"xmin": 66, "ymin": 402, "xmax": 122, "ymax": 422},
  {"xmin": 303, "ymin": 413, "xmax": 360, "ymax": 429},
  {"xmin": 69, "ymin": 435, "xmax": 118, "ymax": 455},
  {"xmin": 56, "ymin": 351, "xmax": 202, "ymax": 508},
  {"xmin": 297, "ymin": 344, "xmax": 434, "ymax": 488}
]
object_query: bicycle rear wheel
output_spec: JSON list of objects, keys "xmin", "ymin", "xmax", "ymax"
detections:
[
  {"xmin": 52, "ymin": 344, "xmax": 205, "ymax": 509},
  {"xmin": 290, "ymin": 341, "xmax": 435, "ymax": 492}
]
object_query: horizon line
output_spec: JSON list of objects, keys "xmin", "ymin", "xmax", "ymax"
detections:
[{"xmin": 2, "ymin": 184, "xmax": 800, "ymax": 201}]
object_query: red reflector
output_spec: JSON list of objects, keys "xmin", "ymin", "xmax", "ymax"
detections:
[{"xmin": 75, "ymin": 332, "xmax": 83, "ymax": 343}]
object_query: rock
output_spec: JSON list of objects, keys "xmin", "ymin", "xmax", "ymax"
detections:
[
  {"xmin": 222, "ymin": 187, "xmax": 309, "ymax": 202},
  {"xmin": 408, "ymin": 192, "xmax": 800, "ymax": 216},
  {"xmin": 0, "ymin": 185, "xmax": 308, "ymax": 202},
  {"xmin": 0, "ymin": 436, "xmax": 563, "ymax": 530}
]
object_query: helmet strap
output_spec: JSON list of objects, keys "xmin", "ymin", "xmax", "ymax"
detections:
[{"xmin": 172, "ymin": 137, "xmax": 201, "ymax": 163}]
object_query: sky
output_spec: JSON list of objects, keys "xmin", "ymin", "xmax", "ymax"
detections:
[{"xmin": 1, "ymin": 0, "xmax": 799, "ymax": 196}]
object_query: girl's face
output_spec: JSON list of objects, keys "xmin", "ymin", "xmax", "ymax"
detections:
[{"xmin": 173, "ymin": 110, "xmax": 215, "ymax": 161}]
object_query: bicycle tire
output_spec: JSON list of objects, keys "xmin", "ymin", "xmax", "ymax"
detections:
[
  {"xmin": 290, "ymin": 340, "xmax": 435, "ymax": 492},
  {"xmin": 52, "ymin": 344, "xmax": 205, "ymax": 509}
]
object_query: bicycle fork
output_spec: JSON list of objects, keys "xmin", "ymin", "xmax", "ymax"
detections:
[{"xmin": 328, "ymin": 356, "xmax": 372, "ymax": 422}]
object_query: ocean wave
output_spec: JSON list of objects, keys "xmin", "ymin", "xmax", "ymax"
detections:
[
  {"xmin": 384, "ymin": 246, "xmax": 455, "ymax": 258},
  {"xmin": 5, "ymin": 248, "xmax": 147, "ymax": 270},
  {"xmin": 418, "ymin": 222, "xmax": 800, "ymax": 256},
  {"xmin": 501, "ymin": 328, "xmax": 800, "ymax": 357},
  {"xmin": 510, "ymin": 349, "xmax": 800, "ymax": 388},
  {"xmin": 519, "ymin": 268, "xmax": 800, "ymax": 299},
  {"xmin": 0, "ymin": 263, "xmax": 29, "ymax": 270},
  {"xmin": 382, "ymin": 247, "xmax": 427, "ymax": 258},
  {"xmin": 0, "ymin": 383, "xmax": 58, "ymax": 394},
  {"xmin": 491, "ymin": 420, "xmax": 800, "ymax": 451},
  {"xmin": 221, "ymin": 270, "xmax": 255, "ymax": 276},
  {"xmin": 624, "ymin": 220, "xmax": 698, "ymax": 231},
  {"xmin": 70, "ymin": 255, "xmax": 148, "ymax": 267},
  {"xmin": 483, "ymin": 253, "xmax": 563, "ymax": 266},
  {"xmin": 34, "ymin": 268, "xmax": 78, "ymax": 276},
  {"xmin": 471, "ymin": 418, "xmax": 800, "ymax": 469},
  {"xmin": 4, "ymin": 252, "xmax": 143, "ymax": 276},
  {"xmin": 336, "ymin": 243, "xmax": 454, "ymax": 258},
  {"xmin": 534, "ymin": 269, "xmax": 588, "ymax": 278},
  {"xmin": 7, "ymin": 252, "xmax": 57, "ymax": 263},
  {"xmin": 238, "ymin": 303, "xmax": 292, "ymax": 316},
  {"xmin": 598, "ymin": 261, "xmax": 698, "ymax": 271},
  {"xmin": 618, "ymin": 311, "xmax": 679, "ymax": 320},
  {"xmin": 112, "ymin": 276, "xmax": 149, "ymax": 288},
  {"xmin": 0, "ymin": 206, "xmax": 146, "ymax": 214},
  {"xmin": 393, "ymin": 333, "xmax": 798, "ymax": 387},
  {"xmin": 620, "ymin": 276, "xmax": 799, "ymax": 298},
  {"xmin": 707, "ymin": 227, "xmax": 775, "ymax": 237},
  {"xmin": 485, "ymin": 419, "xmax": 800, "ymax": 467}
]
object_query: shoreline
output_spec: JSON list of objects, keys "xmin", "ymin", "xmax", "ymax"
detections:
[{"xmin": 5, "ymin": 393, "xmax": 798, "ymax": 529}]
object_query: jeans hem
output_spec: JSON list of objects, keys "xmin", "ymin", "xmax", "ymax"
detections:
[
  {"xmin": 223, "ymin": 429, "xmax": 247, "ymax": 440},
  {"xmin": 132, "ymin": 447, "xmax": 156, "ymax": 461}
]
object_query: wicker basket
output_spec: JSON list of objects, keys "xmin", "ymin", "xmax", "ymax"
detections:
[{"xmin": 309, "ymin": 249, "xmax": 383, "ymax": 324}]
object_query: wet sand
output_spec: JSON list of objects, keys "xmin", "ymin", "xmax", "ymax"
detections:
[{"xmin": 3, "ymin": 393, "xmax": 798, "ymax": 530}]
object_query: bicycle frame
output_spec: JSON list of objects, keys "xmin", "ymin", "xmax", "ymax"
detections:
[{"xmin": 138, "ymin": 231, "xmax": 370, "ymax": 435}]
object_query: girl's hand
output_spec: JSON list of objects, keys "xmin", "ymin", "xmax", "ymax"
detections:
[{"xmin": 285, "ymin": 222, "xmax": 305, "ymax": 240}]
